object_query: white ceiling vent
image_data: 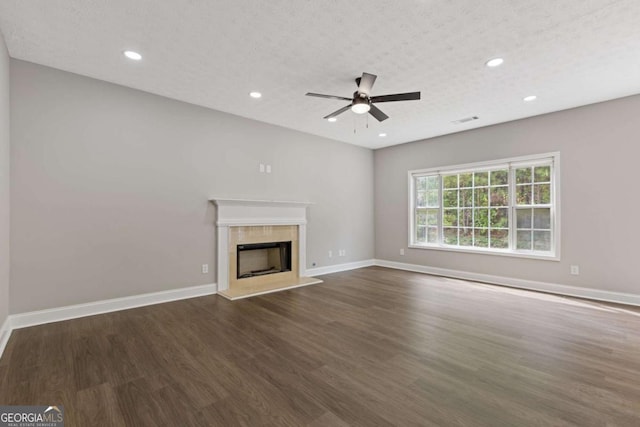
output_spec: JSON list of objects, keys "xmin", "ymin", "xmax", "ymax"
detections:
[{"xmin": 451, "ymin": 116, "xmax": 479, "ymax": 124}]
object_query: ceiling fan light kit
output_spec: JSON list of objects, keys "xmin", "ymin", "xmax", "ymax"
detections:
[
  {"xmin": 306, "ymin": 72, "xmax": 420, "ymax": 123},
  {"xmin": 351, "ymin": 96, "xmax": 371, "ymax": 114}
]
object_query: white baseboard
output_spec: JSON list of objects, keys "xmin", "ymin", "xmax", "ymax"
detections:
[
  {"xmin": 306, "ymin": 259, "xmax": 375, "ymax": 276},
  {"xmin": 0, "ymin": 316, "xmax": 11, "ymax": 360},
  {"xmin": 9, "ymin": 283, "xmax": 217, "ymax": 331},
  {"xmin": 0, "ymin": 283, "xmax": 217, "ymax": 360},
  {"xmin": 374, "ymin": 259, "xmax": 640, "ymax": 307}
]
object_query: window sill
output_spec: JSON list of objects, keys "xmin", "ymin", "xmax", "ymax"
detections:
[{"xmin": 407, "ymin": 243, "xmax": 560, "ymax": 261}]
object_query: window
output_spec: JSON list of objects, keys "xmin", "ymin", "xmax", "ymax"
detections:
[{"xmin": 409, "ymin": 153, "xmax": 559, "ymax": 259}]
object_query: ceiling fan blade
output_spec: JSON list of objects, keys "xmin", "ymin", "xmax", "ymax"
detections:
[
  {"xmin": 357, "ymin": 72, "xmax": 377, "ymax": 95},
  {"xmin": 369, "ymin": 104, "xmax": 389, "ymax": 122},
  {"xmin": 306, "ymin": 92, "xmax": 352, "ymax": 101},
  {"xmin": 371, "ymin": 92, "xmax": 421, "ymax": 103},
  {"xmin": 323, "ymin": 104, "xmax": 352, "ymax": 119}
]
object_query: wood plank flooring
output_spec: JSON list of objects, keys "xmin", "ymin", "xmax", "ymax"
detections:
[{"xmin": 1, "ymin": 266, "xmax": 639, "ymax": 426}]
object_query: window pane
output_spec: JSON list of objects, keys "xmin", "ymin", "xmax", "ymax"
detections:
[
  {"xmin": 475, "ymin": 188, "xmax": 488, "ymax": 207},
  {"xmin": 474, "ymin": 228, "xmax": 488, "ymax": 247},
  {"xmin": 460, "ymin": 229, "xmax": 473, "ymax": 246},
  {"xmin": 490, "ymin": 229, "xmax": 509, "ymax": 248},
  {"xmin": 427, "ymin": 227, "xmax": 438, "ymax": 242},
  {"xmin": 516, "ymin": 185, "xmax": 531, "ymax": 205},
  {"xmin": 490, "ymin": 187, "xmax": 508, "ymax": 206},
  {"xmin": 517, "ymin": 230, "xmax": 532, "ymax": 250},
  {"xmin": 490, "ymin": 208, "xmax": 509, "ymax": 228},
  {"xmin": 490, "ymin": 170, "xmax": 508, "ymax": 186},
  {"xmin": 416, "ymin": 210, "xmax": 427, "ymax": 226},
  {"xmin": 534, "ymin": 166, "xmax": 550, "ymax": 183},
  {"xmin": 474, "ymin": 172, "xmax": 488, "ymax": 186},
  {"xmin": 416, "ymin": 177, "xmax": 428, "ymax": 191},
  {"xmin": 516, "ymin": 167, "xmax": 532, "ymax": 184},
  {"xmin": 443, "ymin": 175, "xmax": 458, "ymax": 189},
  {"xmin": 427, "ymin": 176, "xmax": 440, "ymax": 190},
  {"xmin": 460, "ymin": 208, "xmax": 473, "ymax": 227},
  {"xmin": 533, "ymin": 208, "xmax": 551, "ymax": 229},
  {"xmin": 443, "ymin": 228, "xmax": 458, "ymax": 245},
  {"xmin": 516, "ymin": 208, "xmax": 532, "ymax": 229},
  {"xmin": 427, "ymin": 209, "xmax": 439, "ymax": 226},
  {"xmin": 459, "ymin": 173, "xmax": 473, "ymax": 187},
  {"xmin": 533, "ymin": 230, "xmax": 551, "ymax": 251},
  {"xmin": 460, "ymin": 189, "xmax": 473, "ymax": 207},
  {"xmin": 533, "ymin": 184, "xmax": 551, "ymax": 204},
  {"xmin": 416, "ymin": 191, "xmax": 426, "ymax": 207},
  {"xmin": 443, "ymin": 189, "xmax": 458, "ymax": 207},
  {"xmin": 474, "ymin": 208, "xmax": 489, "ymax": 228},
  {"xmin": 427, "ymin": 190, "xmax": 439, "ymax": 207},
  {"xmin": 443, "ymin": 209, "xmax": 458, "ymax": 226},
  {"xmin": 416, "ymin": 226, "xmax": 426, "ymax": 242}
]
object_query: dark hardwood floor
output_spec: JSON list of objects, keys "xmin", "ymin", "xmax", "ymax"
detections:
[{"xmin": 1, "ymin": 266, "xmax": 639, "ymax": 426}]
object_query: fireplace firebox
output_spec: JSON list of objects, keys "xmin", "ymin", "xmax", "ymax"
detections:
[{"xmin": 237, "ymin": 241, "xmax": 292, "ymax": 279}]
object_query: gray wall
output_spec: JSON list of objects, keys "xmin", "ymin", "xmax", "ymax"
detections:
[
  {"xmin": 10, "ymin": 60, "xmax": 374, "ymax": 313},
  {"xmin": 375, "ymin": 94, "xmax": 640, "ymax": 295},
  {"xmin": 0, "ymin": 33, "xmax": 9, "ymax": 325}
]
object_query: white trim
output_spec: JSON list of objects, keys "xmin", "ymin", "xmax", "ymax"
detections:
[
  {"xmin": 210, "ymin": 198, "xmax": 313, "ymax": 208},
  {"xmin": 216, "ymin": 218, "xmax": 307, "ymax": 226},
  {"xmin": 374, "ymin": 259, "xmax": 640, "ymax": 307},
  {"xmin": 0, "ymin": 316, "xmax": 12, "ymax": 360},
  {"xmin": 9, "ymin": 283, "xmax": 217, "ymax": 330},
  {"xmin": 407, "ymin": 244, "xmax": 560, "ymax": 261},
  {"xmin": 306, "ymin": 259, "xmax": 375, "ymax": 276}
]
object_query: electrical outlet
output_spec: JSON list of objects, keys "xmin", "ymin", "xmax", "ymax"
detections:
[
  {"xmin": 400, "ymin": 248, "xmax": 405, "ymax": 256},
  {"xmin": 570, "ymin": 265, "xmax": 579, "ymax": 275},
  {"xmin": 202, "ymin": 264, "xmax": 209, "ymax": 274},
  {"xmin": 338, "ymin": 249, "xmax": 346, "ymax": 257},
  {"xmin": 328, "ymin": 250, "xmax": 332, "ymax": 258}
]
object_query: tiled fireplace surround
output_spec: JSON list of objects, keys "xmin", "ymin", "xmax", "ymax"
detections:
[{"xmin": 211, "ymin": 198, "xmax": 322, "ymax": 300}]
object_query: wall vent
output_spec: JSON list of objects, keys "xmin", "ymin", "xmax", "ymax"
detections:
[{"xmin": 451, "ymin": 116, "xmax": 479, "ymax": 124}]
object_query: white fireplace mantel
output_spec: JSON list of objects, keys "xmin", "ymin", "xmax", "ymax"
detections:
[
  {"xmin": 210, "ymin": 198, "xmax": 313, "ymax": 293},
  {"xmin": 211, "ymin": 198, "xmax": 313, "ymax": 226}
]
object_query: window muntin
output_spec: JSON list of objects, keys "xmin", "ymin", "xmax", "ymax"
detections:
[{"xmin": 409, "ymin": 154, "xmax": 558, "ymax": 259}]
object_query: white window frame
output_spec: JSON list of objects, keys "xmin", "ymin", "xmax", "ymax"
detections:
[{"xmin": 408, "ymin": 152, "xmax": 560, "ymax": 261}]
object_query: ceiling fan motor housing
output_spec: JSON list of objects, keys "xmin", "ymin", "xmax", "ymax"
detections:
[{"xmin": 351, "ymin": 93, "xmax": 371, "ymax": 114}]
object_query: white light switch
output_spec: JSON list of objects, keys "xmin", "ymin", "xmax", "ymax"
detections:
[
  {"xmin": 266, "ymin": 164, "xmax": 272, "ymax": 173},
  {"xmin": 259, "ymin": 163, "xmax": 265, "ymax": 173}
]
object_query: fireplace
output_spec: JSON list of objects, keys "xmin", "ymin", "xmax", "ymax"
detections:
[
  {"xmin": 210, "ymin": 198, "xmax": 322, "ymax": 300},
  {"xmin": 237, "ymin": 241, "xmax": 292, "ymax": 279}
]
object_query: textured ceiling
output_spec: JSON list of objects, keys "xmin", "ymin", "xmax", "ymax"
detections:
[{"xmin": 1, "ymin": 0, "xmax": 639, "ymax": 149}]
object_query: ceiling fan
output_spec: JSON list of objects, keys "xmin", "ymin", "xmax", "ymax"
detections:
[{"xmin": 306, "ymin": 72, "xmax": 421, "ymax": 122}]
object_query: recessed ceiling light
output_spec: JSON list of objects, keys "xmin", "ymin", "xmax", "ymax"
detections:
[
  {"xmin": 523, "ymin": 95, "xmax": 537, "ymax": 102},
  {"xmin": 123, "ymin": 50, "xmax": 142, "ymax": 61},
  {"xmin": 485, "ymin": 57, "xmax": 504, "ymax": 67},
  {"xmin": 249, "ymin": 92, "xmax": 262, "ymax": 98},
  {"xmin": 327, "ymin": 117, "xmax": 337, "ymax": 122},
  {"xmin": 379, "ymin": 133, "xmax": 387, "ymax": 137}
]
